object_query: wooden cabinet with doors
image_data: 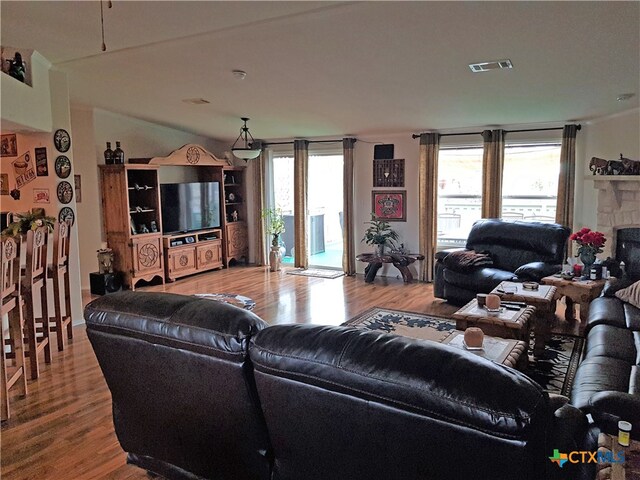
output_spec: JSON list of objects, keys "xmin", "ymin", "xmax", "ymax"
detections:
[
  {"xmin": 221, "ymin": 167, "xmax": 248, "ymax": 265},
  {"xmin": 163, "ymin": 229, "xmax": 223, "ymax": 282},
  {"xmin": 99, "ymin": 164, "xmax": 164, "ymax": 290}
]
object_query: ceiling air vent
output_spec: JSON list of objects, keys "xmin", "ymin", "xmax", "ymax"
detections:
[
  {"xmin": 182, "ymin": 98, "xmax": 210, "ymax": 105},
  {"xmin": 469, "ymin": 59, "xmax": 513, "ymax": 73}
]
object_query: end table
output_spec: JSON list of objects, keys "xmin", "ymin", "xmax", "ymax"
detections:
[{"xmin": 541, "ymin": 276, "xmax": 607, "ymax": 322}]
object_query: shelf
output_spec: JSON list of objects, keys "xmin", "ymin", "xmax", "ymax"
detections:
[
  {"xmin": 128, "ymin": 186, "xmax": 156, "ymax": 191},
  {"xmin": 225, "ymin": 202, "xmax": 243, "ymax": 206},
  {"xmin": 129, "ymin": 209, "xmax": 155, "ymax": 213},
  {"xmin": 224, "ymin": 183, "xmax": 242, "ymax": 187}
]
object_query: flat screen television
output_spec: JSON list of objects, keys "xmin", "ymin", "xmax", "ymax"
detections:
[{"xmin": 160, "ymin": 181, "xmax": 221, "ymax": 234}]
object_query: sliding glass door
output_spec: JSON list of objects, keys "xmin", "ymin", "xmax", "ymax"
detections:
[
  {"xmin": 269, "ymin": 150, "xmax": 344, "ymax": 269},
  {"xmin": 308, "ymin": 153, "xmax": 343, "ymax": 269}
]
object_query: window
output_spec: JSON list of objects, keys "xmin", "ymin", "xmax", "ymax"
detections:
[
  {"xmin": 501, "ymin": 144, "xmax": 561, "ymax": 222},
  {"xmin": 437, "ymin": 147, "xmax": 483, "ymax": 248}
]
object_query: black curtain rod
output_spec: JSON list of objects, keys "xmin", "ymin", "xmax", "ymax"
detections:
[
  {"xmin": 411, "ymin": 124, "xmax": 581, "ymax": 139},
  {"xmin": 262, "ymin": 139, "xmax": 349, "ymax": 147}
]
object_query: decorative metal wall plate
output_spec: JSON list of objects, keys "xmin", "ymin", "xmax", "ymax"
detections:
[
  {"xmin": 54, "ymin": 129, "xmax": 71, "ymax": 153},
  {"xmin": 57, "ymin": 181, "xmax": 74, "ymax": 204},
  {"xmin": 58, "ymin": 207, "xmax": 75, "ymax": 225},
  {"xmin": 55, "ymin": 155, "xmax": 71, "ymax": 178}
]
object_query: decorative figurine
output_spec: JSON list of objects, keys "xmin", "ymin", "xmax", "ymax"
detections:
[
  {"xmin": 6, "ymin": 52, "xmax": 26, "ymax": 83},
  {"xmin": 231, "ymin": 210, "xmax": 239, "ymax": 222},
  {"xmin": 97, "ymin": 248, "xmax": 114, "ymax": 274}
]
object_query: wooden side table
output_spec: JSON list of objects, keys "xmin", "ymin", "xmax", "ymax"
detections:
[
  {"xmin": 356, "ymin": 253, "xmax": 424, "ymax": 283},
  {"xmin": 596, "ymin": 433, "xmax": 640, "ymax": 479},
  {"xmin": 491, "ymin": 281, "xmax": 556, "ymax": 357},
  {"xmin": 452, "ymin": 299, "xmax": 535, "ymax": 342},
  {"xmin": 541, "ymin": 276, "xmax": 607, "ymax": 322}
]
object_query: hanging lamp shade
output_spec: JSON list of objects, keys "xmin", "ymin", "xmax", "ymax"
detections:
[{"xmin": 231, "ymin": 117, "xmax": 261, "ymax": 160}]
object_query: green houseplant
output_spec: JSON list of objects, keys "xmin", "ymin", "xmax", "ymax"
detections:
[
  {"xmin": 361, "ymin": 213, "xmax": 399, "ymax": 255},
  {"xmin": 262, "ymin": 207, "xmax": 285, "ymax": 247},
  {"xmin": 1, "ymin": 210, "xmax": 56, "ymax": 238}
]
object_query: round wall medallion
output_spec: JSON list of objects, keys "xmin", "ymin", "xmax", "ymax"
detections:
[
  {"xmin": 54, "ymin": 155, "xmax": 71, "ymax": 178},
  {"xmin": 186, "ymin": 146, "xmax": 200, "ymax": 164},
  {"xmin": 54, "ymin": 129, "xmax": 71, "ymax": 153},
  {"xmin": 57, "ymin": 181, "xmax": 74, "ymax": 204},
  {"xmin": 58, "ymin": 207, "xmax": 75, "ymax": 226}
]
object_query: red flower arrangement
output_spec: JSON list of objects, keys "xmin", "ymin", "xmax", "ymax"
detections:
[{"xmin": 570, "ymin": 227, "xmax": 606, "ymax": 258}]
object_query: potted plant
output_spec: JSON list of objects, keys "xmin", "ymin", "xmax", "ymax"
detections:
[
  {"xmin": 262, "ymin": 207, "xmax": 286, "ymax": 271},
  {"xmin": 361, "ymin": 213, "xmax": 399, "ymax": 255},
  {"xmin": 262, "ymin": 207, "xmax": 285, "ymax": 247},
  {"xmin": 1, "ymin": 210, "xmax": 56, "ymax": 238}
]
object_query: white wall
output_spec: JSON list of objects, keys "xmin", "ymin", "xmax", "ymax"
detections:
[
  {"xmin": 575, "ymin": 108, "xmax": 640, "ymax": 230},
  {"xmin": 71, "ymin": 107, "xmax": 227, "ymax": 289}
]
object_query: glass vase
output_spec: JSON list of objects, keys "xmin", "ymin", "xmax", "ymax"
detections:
[{"xmin": 580, "ymin": 251, "xmax": 596, "ymax": 279}]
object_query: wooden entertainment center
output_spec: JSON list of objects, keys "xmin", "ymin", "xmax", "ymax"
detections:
[{"xmin": 99, "ymin": 145, "xmax": 248, "ymax": 290}]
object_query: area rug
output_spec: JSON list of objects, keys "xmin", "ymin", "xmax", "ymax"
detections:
[
  {"xmin": 343, "ymin": 307, "xmax": 584, "ymax": 396},
  {"xmin": 286, "ymin": 268, "xmax": 345, "ymax": 279}
]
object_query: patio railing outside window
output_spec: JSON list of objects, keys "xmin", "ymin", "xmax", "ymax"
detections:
[{"xmin": 437, "ymin": 143, "xmax": 561, "ymax": 249}]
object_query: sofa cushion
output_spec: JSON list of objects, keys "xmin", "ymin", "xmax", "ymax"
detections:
[
  {"xmin": 583, "ymin": 325, "xmax": 636, "ymax": 363},
  {"xmin": 571, "ymin": 356, "xmax": 633, "ymax": 410},
  {"xmin": 443, "ymin": 267, "xmax": 516, "ymax": 293},
  {"xmin": 615, "ymin": 280, "xmax": 640, "ymax": 309},
  {"xmin": 586, "ymin": 297, "xmax": 627, "ymax": 331}
]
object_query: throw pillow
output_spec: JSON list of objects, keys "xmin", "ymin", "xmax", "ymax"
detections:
[
  {"xmin": 614, "ymin": 280, "xmax": 640, "ymax": 309},
  {"xmin": 442, "ymin": 250, "xmax": 493, "ymax": 273}
]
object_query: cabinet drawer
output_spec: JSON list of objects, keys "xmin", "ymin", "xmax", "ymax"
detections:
[
  {"xmin": 196, "ymin": 242, "xmax": 222, "ymax": 268},
  {"xmin": 167, "ymin": 247, "xmax": 197, "ymax": 274}
]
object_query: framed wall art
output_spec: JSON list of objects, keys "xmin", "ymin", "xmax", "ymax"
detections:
[
  {"xmin": 55, "ymin": 155, "xmax": 71, "ymax": 178},
  {"xmin": 1, "ymin": 134, "xmax": 17, "ymax": 157},
  {"xmin": 74, "ymin": 174, "xmax": 82, "ymax": 203},
  {"xmin": 0, "ymin": 173, "xmax": 9, "ymax": 195},
  {"xmin": 373, "ymin": 158, "xmax": 404, "ymax": 187},
  {"xmin": 33, "ymin": 188, "xmax": 50, "ymax": 203},
  {"xmin": 35, "ymin": 147, "xmax": 49, "ymax": 176},
  {"xmin": 371, "ymin": 190, "xmax": 406, "ymax": 222},
  {"xmin": 57, "ymin": 180, "xmax": 73, "ymax": 204},
  {"xmin": 54, "ymin": 129, "xmax": 71, "ymax": 153}
]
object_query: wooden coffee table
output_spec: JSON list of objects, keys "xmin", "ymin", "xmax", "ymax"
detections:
[
  {"xmin": 440, "ymin": 331, "xmax": 528, "ymax": 370},
  {"xmin": 541, "ymin": 276, "xmax": 607, "ymax": 322},
  {"xmin": 491, "ymin": 281, "xmax": 556, "ymax": 357},
  {"xmin": 452, "ymin": 299, "xmax": 535, "ymax": 343}
]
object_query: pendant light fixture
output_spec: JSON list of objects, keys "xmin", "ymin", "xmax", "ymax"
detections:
[{"xmin": 231, "ymin": 117, "xmax": 261, "ymax": 160}]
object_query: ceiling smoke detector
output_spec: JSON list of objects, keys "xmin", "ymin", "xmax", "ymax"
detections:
[
  {"xmin": 232, "ymin": 70, "xmax": 247, "ymax": 80},
  {"xmin": 469, "ymin": 59, "xmax": 513, "ymax": 73},
  {"xmin": 616, "ymin": 93, "xmax": 635, "ymax": 102},
  {"xmin": 182, "ymin": 98, "xmax": 210, "ymax": 105}
]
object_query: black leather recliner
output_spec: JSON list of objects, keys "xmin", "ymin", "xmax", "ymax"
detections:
[
  {"xmin": 434, "ymin": 219, "xmax": 571, "ymax": 305},
  {"xmin": 87, "ymin": 291, "xmax": 595, "ymax": 480},
  {"xmin": 85, "ymin": 291, "xmax": 272, "ymax": 480}
]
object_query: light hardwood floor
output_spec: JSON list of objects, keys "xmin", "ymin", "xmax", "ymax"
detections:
[
  {"xmin": 1, "ymin": 266, "xmax": 457, "ymax": 480},
  {"xmin": 1, "ymin": 265, "xmax": 583, "ymax": 479}
]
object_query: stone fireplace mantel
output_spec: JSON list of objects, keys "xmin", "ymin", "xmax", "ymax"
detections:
[{"xmin": 587, "ymin": 175, "xmax": 640, "ymax": 257}]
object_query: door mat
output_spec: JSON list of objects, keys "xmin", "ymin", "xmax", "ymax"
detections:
[
  {"xmin": 286, "ymin": 268, "xmax": 345, "ymax": 279},
  {"xmin": 343, "ymin": 307, "xmax": 584, "ymax": 396}
]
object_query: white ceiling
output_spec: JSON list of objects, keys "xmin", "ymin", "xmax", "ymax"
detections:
[{"xmin": 2, "ymin": 1, "xmax": 639, "ymax": 142}]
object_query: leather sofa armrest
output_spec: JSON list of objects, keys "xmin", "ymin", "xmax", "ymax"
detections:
[
  {"xmin": 589, "ymin": 391, "xmax": 640, "ymax": 438},
  {"xmin": 514, "ymin": 261, "xmax": 561, "ymax": 281},
  {"xmin": 434, "ymin": 248, "xmax": 467, "ymax": 262},
  {"xmin": 548, "ymin": 393, "xmax": 570, "ymax": 411},
  {"xmin": 547, "ymin": 403, "xmax": 590, "ymax": 480}
]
